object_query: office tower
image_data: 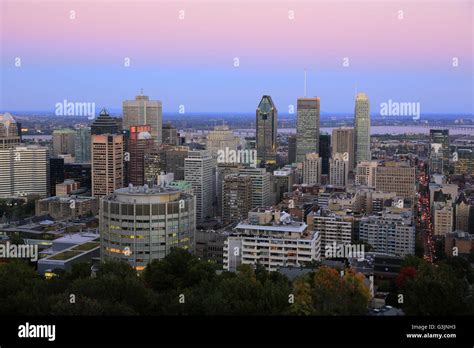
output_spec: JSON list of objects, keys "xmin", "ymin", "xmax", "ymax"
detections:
[
  {"xmin": 307, "ymin": 209, "xmax": 353, "ymax": 254},
  {"xmin": 185, "ymin": 150, "xmax": 214, "ymax": 222},
  {"xmin": 222, "ymin": 173, "xmax": 253, "ymax": 223},
  {"xmin": 354, "ymin": 92, "xmax": 371, "ymax": 164},
  {"xmin": 100, "ymin": 184, "xmax": 195, "ymax": 271},
  {"xmin": 319, "ymin": 133, "xmax": 331, "ymax": 175},
  {"xmin": 302, "ymin": 153, "xmax": 322, "ymax": 185},
  {"xmin": 163, "ymin": 146, "xmax": 189, "ymax": 180},
  {"xmin": 238, "ymin": 167, "xmax": 273, "ymax": 208},
  {"xmin": 52, "ymin": 128, "xmax": 76, "ymax": 157},
  {"xmin": 128, "ymin": 125, "xmax": 154, "ymax": 186},
  {"xmin": 454, "ymin": 147, "xmax": 474, "ymax": 176},
  {"xmin": 91, "ymin": 108, "xmax": 121, "ymax": 135},
  {"xmin": 429, "ymin": 129, "xmax": 450, "ymax": 175},
  {"xmin": 0, "ymin": 146, "xmax": 50, "ymax": 198},
  {"xmin": 91, "ymin": 134, "xmax": 124, "ymax": 197},
  {"xmin": 359, "ymin": 208, "xmax": 415, "ymax": 257},
  {"xmin": 223, "ymin": 208, "xmax": 321, "ymax": 271},
  {"xmin": 162, "ymin": 122, "xmax": 178, "ymax": 145},
  {"xmin": 49, "ymin": 157, "xmax": 65, "ymax": 196},
  {"xmin": 256, "ymin": 95, "xmax": 277, "ymax": 165},
  {"xmin": 454, "ymin": 193, "xmax": 470, "ymax": 232},
  {"xmin": 329, "ymin": 153, "xmax": 349, "ymax": 187},
  {"xmin": 206, "ymin": 125, "xmax": 241, "ymax": 159},
  {"xmin": 288, "ymin": 135, "xmax": 297, "ymax": 164},
  {"xmin": 296, "ymin": 97, "xmax": 320, "ymax": 162},
  {"xmin": 273, "ymin": 168, "xmax": 295, "ymax": 203},
  {"xmin": 217, "ymin": 163, "xmax": 242, "ymax": 216},
  {"xmin": 74, "ymin": 126, "xmax": 91, "ymax": 163},
  {"xmin": 332, "ymin": 127, "xmax": 355, "ymax": 170},
  {"xmin": 0, "ymin": 112, "xmax": 20, "ymax": 149},
  {"xmin": 123, "ymin": 94, "xmax": 163, "ymax": 144},
  {"xmin": 375, "ymin": 161, "xmax": 416, "ymax": 199},
  {"xmin": 355, "ymin": 161, "xmax": 378, "ymax": 187}
]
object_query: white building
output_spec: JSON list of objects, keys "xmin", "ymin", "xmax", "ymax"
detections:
[
  {"xmin": 185, "ymin": 150, "xmax": 214, "ymax": 222},
  {"xmin": 329, "ymin": 152, "xmax": 349, "ymax": 187},
  {"xmin": 307, "ymin": 209, "xmax": 353, "ymax": 253},
  {"xmin": 0, "ymin": 145, "xmax": 50, "ymax": 198},
  {"xmin": 359, "ymin": 208, "xmax": 415, "ymax": 257},
  {"xmin": 302, "ymin": 152, "xmax": 322, "ymax": 185},
  {"xmin": 355, "ymin": 161, "xmax": 377, "ymax": 187},
  {"xmin": 223, "ymin": 208, "xmax": 321, "ymax": 271}
]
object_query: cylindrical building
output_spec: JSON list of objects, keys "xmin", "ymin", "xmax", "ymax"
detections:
[{"xmin": 100, "ymin": 184, "xmax": 196, "ymax": 271}]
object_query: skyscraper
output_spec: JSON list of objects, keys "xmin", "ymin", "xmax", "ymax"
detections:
[
  {"xmin": 354, "ymin": 93, "xmax": 371, "ymax": 164},
  {"xmin": 287, "ymin": 135, "xmax": 297, "ymax": 164},
  {"xmin": 184, "ymin": 150, "xmax": 214, "ymax": 223},
  {"xmin": 53, "ymin": 128, "xmax": 76, "ymax": 157},
  {"xmin": 256, "ymin": 95, "xmax": 277, "ymax": 165},
  {"xmin": 74, "ymin": 126, "xmax": 91, "ymax": 163},
  {"xmin": 91, "ymin": 108, "xmax": 121, "ymax": 135},
  {"xmin": 296, "ymin": 97, "xmax": 320, "ymax": 162},
  {"xmin": 222, "ymin": 173, "xmax": 253, "ymax": 223},
  {"xmin": 0, "ymin": 146, "xmax": 50, "ymax": 198},
  {"xmin": 0, "ymin": 113, "xmax": 20, "ymax": 149},
  {"xmin": 128, "ymin": 125, "xmax": 154, "ymax": 186},
  {"xmin": 123, "ymin": 94, "xmax": 163, "ymax": 144},
  {"xmin": 319, "ymin": 133, "xmax": 331, "ymax": 175},
  {"xmin": 238, "ymin": 167, "xmax": 273, "ymax": 208},
  {"xmin": 91, "ymin": 134, "xmax": 124, "ymax": 197},
  {"xmin": 332, "ymin": 127, "xmax": 355, "ymax": 170},
  {"xmin": 429, "ymin": 129, "xmax": 450, "ymax": 175},
  {"xmin": 302, "ymin": 153, "xmax": 322, "ymax": 185},
  {"xmin": 329, "ymin": 152, "xmax": 349, "ymax": 187}
]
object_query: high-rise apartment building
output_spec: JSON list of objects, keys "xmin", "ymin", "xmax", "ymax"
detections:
[
  {"xmin": 288, "ymin": 135, "xmax": 297, "ymax": 164},
  {"xmin": 307, "ymin": 209, "xmax": 353, "ymax": 254},
  {"xmin": 332, "ymin": 127, "xmax": 355, "ymax": 170},
  {"xmin": 223, "ymin": 208, "xmax": 321, "ymax": 271},
  {"xmin": 256, "ymin": 95, "xmax": 277, "ymax": 165},
  {"xmin": 359, "ymin": 208, "xmax": 415, "ymax": 257},
  {"xmin": 238, "ymin": 167, "xmax": 273, "ymax": 208},
  {"xmin": 296, "ymin": 97, "xmax": 320, "ymax": 162},
  {"xmin": 302, "ymin": 152, "xmax": 322, "ymax": 185},
  {"xmin": 53, "ymin": 128, "xmax": 76, "ymax": 157},
  {"xmin": 429, "ymin": 129, "xmax": 450, "ymax": 175},
  {"xmin": 375, "ymin": 161, "xmax": 416, "ymax": 199},
  {"xmin": 74, "ymin": 126, "xmax": 91, "ymax": 163},
  {"xmin": 184, "ymin": 150, "xmax": 214, "ymax": 223},
  {"xmin": 319, "ymin": 133, "xmax": 331, "ymax": 176},
  {"xmin": 123, "ymin": 94, "xmax": 163, "ymax": 144},
  {"xmin": 128, "ymin": 125, "xmax": 154, "ymax": 186},
  {"xmin": 91, "ymin": 134, "xmax": 124, "ymax": 197},
  {"xmin": 329, "ymin": 152, "xmax": 349, "ymax": 187},
  {"xmin": 354, "ymin": 92, "xmax": 371, "ymax": 164},
  {"xmin": 355, "ymin": 161, "xmax": 378, "ymax": 187},
  {"xmin": 222, "ymin": 173, "xmax": 253, "ymax": 223}
]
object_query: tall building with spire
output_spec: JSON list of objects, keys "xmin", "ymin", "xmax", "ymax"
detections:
[
  {"xmin": 354, "ymin": 92, "xmax": 371, "ymax": 164},
  {"xmin": 91, "ymin": 108, "xmax": 121, "ymax": 135},
  {"xmin": 296, "ymin": 97, "xmax": 320, "ymax": 162},
  {"xmin": 123, "ymin": 93, "xmax": 163, "ymax": 144},
  {"xmin": 256, "ymin": 95, "xmax": 277, "ymax": 165}
]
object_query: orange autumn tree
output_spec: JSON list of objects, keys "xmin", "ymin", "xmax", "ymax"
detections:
[{"xmin": 311, "ymin": 266, "xmax": 370, "ymax": 315}]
